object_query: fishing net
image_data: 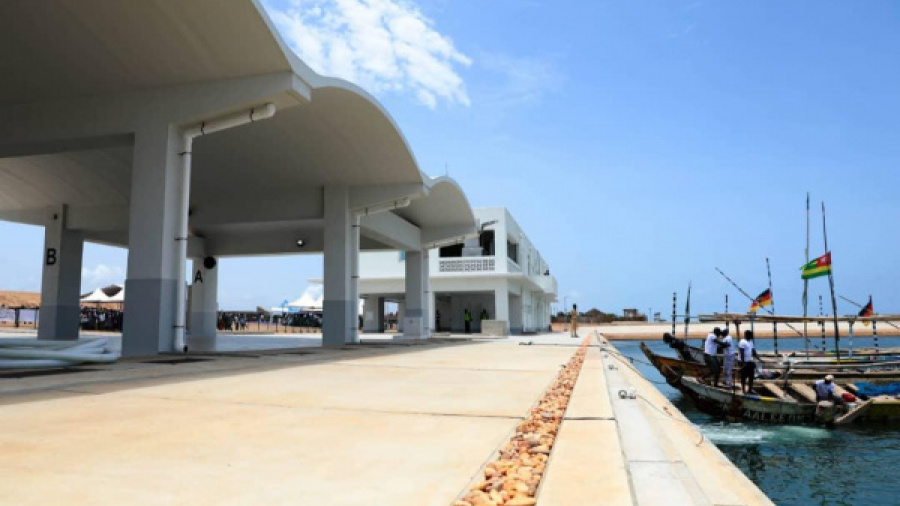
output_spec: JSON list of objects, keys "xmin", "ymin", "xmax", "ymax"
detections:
[{"xmin": 854, "ymin": 382, "xmax": 900, "ymax": 397}]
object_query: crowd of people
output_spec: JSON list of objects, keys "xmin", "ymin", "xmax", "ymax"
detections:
[{"xmin": 80, "ymin": 308, "xmax": 123, "ymax": 332}]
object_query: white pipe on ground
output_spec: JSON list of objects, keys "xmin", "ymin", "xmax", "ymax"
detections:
[{"xmin": 174, "ymin": 103, "xmax": 276, "ymax": 353}]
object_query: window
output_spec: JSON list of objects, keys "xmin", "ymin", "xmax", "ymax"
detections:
[
  {"xmin": 479, "ymin": 230, "xmax": 495, "ymax": 256},
  {"xmin": 439, "ymin": 243, "xmax": 464, "ymax": 258},
  {"xmin": 507, "ymin": 241, "xmax": 518, "ymax": 263}
]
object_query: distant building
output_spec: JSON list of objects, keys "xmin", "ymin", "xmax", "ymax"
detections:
[
  {"xmin": 622, "ymin": 308, "xmax": 646, "ymax": 321},
  {"xmin": 359, "ymin": 207, "xmax": 558, "ymax": 334}
]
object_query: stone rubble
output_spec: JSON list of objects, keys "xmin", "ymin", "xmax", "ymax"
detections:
[{"xmin": 454, "ymin": 337, "xmax": 591, "ymax": 506}]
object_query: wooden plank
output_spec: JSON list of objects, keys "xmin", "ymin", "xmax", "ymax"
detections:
[
  {"xmin": 759, "ymin": 381, "xmax": 793, "ymax": 401},
  {"xmin": 788, "ymin": 383, "xmax": 818, "ymax": 403},
  {"xmin": 835, "ymin": 399, "xmax": 874, "ymax": 425}
]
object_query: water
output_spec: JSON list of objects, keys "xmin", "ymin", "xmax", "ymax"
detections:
[{"xmin": 615, "ymin": 338, "xmax": 900, "ymax": 506}]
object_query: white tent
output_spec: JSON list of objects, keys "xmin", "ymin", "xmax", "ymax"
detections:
[
  {"xmin": 287, "ymin": 293, "xmax": 319, "ymax": 310},
  {"xmin": 107, "ymin": 285, "xmax": 125, "ymax": 303},
  {"xmin": 81, "ymin": 288, "xmax": 112, "ymax": 303}
]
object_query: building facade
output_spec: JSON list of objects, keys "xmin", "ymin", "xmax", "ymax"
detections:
[{"xmin": 359, "ymin": 208, "xmax": 558, "ymax": 335}]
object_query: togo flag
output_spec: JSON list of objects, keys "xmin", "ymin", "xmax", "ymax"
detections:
[{"xmin": 801, "ymin": 252, "xmax": 832, "ymax": 280}]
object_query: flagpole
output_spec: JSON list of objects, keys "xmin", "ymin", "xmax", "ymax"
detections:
[
  {"xmin": 871, "ymin": 295, "xmax": 879, "ymax": 354},
  {"xmin": 819, "ymin": 294, "xmax": 826, "ymax": 352},
  {"xmin": 803, "ymin": 192, "xmax": 810, "ymax": 359},
  {"xmin": 822, "ymin": 202, "xmax": 840, "ymax": 362},
  {"xmin": 766, "ymin": 257, "xmax": 778, "ymax": 355},
  {"xmin": 683, "ymin": 282, "xmax": 691, "ymax": 341}
]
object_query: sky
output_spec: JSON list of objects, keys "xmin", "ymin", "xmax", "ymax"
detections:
[{"xmin": 1, "ymin": 0, "xmax": 899, "ymax": 318}]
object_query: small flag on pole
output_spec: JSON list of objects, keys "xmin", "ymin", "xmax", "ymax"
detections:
[
  {"xmin": 801, "ymin": 252, "xmax": 832, "ymax": 280},
  {"xmin": 749, "ymin": 289, "xmax": 773, "ymax": 313},
  {"xmin": 858, "ymin": 296, "xmax": 873, "ymax": 326}
]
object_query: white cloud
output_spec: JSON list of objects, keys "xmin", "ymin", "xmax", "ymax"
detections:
[
  {"xmin": 81, "ymin": 264, "xmax": 125, "ymax": 290},
  {"xmin": 265, "ymin": 0, "xmax": 471, "ymax": 109}
]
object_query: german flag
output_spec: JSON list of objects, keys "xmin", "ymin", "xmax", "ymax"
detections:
[
  {"xmin": 859, "ymin": 297, "xmax": 874, "ymax": 326},
  {"xmin": 801, "ymin": 252, "xmax": 832, "ymax": 280},
  {"xmin": 749, "ymin": 289, "xmax": 773, "ymax": 313}
]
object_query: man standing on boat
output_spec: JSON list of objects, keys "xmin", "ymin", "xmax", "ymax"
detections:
[
  {"xmin": 721, "ymin": 327, "xmax": 736, "ymax": 389},
  {"xmin": 703, "ymin": 327, "xmax": 723, "ymax": 386},
  {"xmin": 738, "ymin": 330, "xmax": 760, "ymax": 393}
]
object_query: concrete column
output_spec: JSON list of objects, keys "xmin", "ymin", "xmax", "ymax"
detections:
[
  {"xmin": 403, "ymin": 249, "xmax": 430, "ymax": 339},
  {"xmin": 122, "ymin": 123, "xmax": 183, "ymax": 356},
  {"xmin": 323, "ymin": 185, "xmax": 354, "ymax": 347},
  {"xmin": 397, "ymin": 301, "xmax": 405, "ymax": 332},
  {"xmin": 428, "ymin": 287, "xmax": 436, "ymax": 333},
  {"xmin": 494, "ymin": 281, "xmax": 510, "ymax": 327},
  {"xmin": 349, "ymin": 215, "xmax": 360, "ymax": 343},
  {"xmin": 188, "ymin": 256, "xmax": 218, "ymax": 346},
  {"xmin": 362, "ymin": 296, "xmax": 385, "ymax": 333},
  {"xmin": 38, "ymin": 205, "xmax": 84, "ymax": 341}
]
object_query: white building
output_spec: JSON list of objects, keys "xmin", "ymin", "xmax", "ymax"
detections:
[{"xmin": 360, "ymin": 208, "xmax": 558, "ymax": 335}]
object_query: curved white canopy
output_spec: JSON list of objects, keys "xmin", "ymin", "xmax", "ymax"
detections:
[{"xmin": 0, "ymin": 0, "xmax": 476, "ymax": 254}]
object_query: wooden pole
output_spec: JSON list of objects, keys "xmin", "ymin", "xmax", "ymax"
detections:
[
  {"xmin": 819, "ymin": 294, "xmax": 826, "ymax": 352},
  {"xmin": 822, "ymin": 202, "xmax": 840, "ymax": 362},
  {"xmin": 766, "ymin": 257, "xmax": 778, "ymax": 354},
  {"xmin": 848, "ymin": 321, "xmax": 855, "ymax": 358},
  {"xmin": 803, "ymin": 192, "xmax": 810, "ymax": 359},
  {"xmin": 684, "ymin": 282, "xmax": 692, "ymax": 341},
  {"xmin": 871, "ymin": 295, "xmax": 879, "ymax": 354},
  {"xmin": 671, "ymin": 292, "xmax": 677, "ymax": 337}
]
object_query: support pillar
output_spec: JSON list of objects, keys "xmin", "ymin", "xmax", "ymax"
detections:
[
  {"xmin": 349, "ymin": 215, "xmax": 360, "ymax": 343},
  {"xmin": 122, "ymin": 124, "xmax": 182, "ymax": 356},
  {"xmin": 323, "ymin": 185, "xmax": 354, "ymax": 347},
  {"xmin": 188, "ymin": 256, "xmax": 219, "ymax": 348},
  {"xmin": 397, "ymin": 301, "xmax": 405, "ymax": 332},
  {"xmin": 403, "ymin": 249, "xmax": 430, "ymax": 339},
  {"xmin": 363, "ymin": 297, "xmax": 385, "ymax": 333},
  {"xmin": 38, "ymin": 205, "xmax": 83, "ymax": 341},
  {"xmin": 494, "ymin": 282, "xmax": 510, "ymax": 329}
]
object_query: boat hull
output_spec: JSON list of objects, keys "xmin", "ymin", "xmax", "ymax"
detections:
[{"xmin": 679, "ymin": 377, "xmax": 818, "ymax": 424}]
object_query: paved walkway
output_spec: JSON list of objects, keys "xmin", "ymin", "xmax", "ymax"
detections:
[{"xmin": 0, "ymin": 333, "xmax": 773, "ymax": 505}]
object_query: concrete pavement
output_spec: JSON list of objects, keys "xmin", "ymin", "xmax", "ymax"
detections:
[{"xmin": 0, "ymin": 333, "xmax": 773, "ymax": 505}]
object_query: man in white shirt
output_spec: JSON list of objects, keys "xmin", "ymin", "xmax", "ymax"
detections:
[
  {"xmin": 738, "ymin": 330, "xmax": 760, "ymax": 393},
  {"xmin": 720, "ymin": 327, "xmax": 736, "ymax": 388},
  {"xmin": 814, "ymin": 374, "xmax": 838, "ymax": 403},
  {"xmin": 703, "ymin": 327, "xmax": 723, "ymax": 387}
]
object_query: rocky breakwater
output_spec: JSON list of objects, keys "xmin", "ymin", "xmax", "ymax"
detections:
[{"xmin": 454, "ymin": 337, "xmax": 591, "ymax": 506}]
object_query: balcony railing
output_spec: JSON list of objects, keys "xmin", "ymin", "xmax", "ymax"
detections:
[
  {"xmin": 438, "ymin": 257, "xmax": 496, "ymax": 273},
  {"xmin": 507, "ymin": 258, "xmax": 521, "ymax": 273}
]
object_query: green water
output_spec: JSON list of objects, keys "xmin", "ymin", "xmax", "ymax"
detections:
[{"xmin": 617, "ymin": 339, "xmax": 900, "ymax": 506}]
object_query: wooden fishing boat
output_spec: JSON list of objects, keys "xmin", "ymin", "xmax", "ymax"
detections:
[
  {"xmin": 679, "ymin": 376, "xmax": 900, "ymax": 425},
  {"xmin": 673, "ymin": 340, "xmax": 900, "ymax": 368},
  {"xmin": 642, "ymin": 342, "xmax": 900, "ymax": 385}
]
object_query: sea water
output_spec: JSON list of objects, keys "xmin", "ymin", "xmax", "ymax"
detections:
[{"xmin": 616, "ymin": 338, "xmax": 900, "ymax": 506}]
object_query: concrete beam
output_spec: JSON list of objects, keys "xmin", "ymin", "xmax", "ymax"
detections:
[
  {"xmin": 421, "ymin": 223, "xmax": 478, "ymax": 248},
  {"xmin": 359, "ymin": 212, "xmax": 421, "ymax": 251}
]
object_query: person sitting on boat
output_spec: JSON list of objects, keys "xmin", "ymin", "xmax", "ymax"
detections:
[
  {"xmin": 738, "ymin": 330, "xmax": 761, "ymax": 393},
  {"xmin": 721, "ymin": 327, "xmax": 736, "ymax": 388},
  {"xmin": 703, "ymin": 328, "xmax": 723, "ymax": 386},
  {"xmin": 814, "ymin": 374, "xmax": 840, "ymax": 404}
]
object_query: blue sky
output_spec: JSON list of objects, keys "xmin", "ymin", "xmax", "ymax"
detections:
[{"xmin": 1, "ymin": 0, "xmax": 899, "ymax": 318}]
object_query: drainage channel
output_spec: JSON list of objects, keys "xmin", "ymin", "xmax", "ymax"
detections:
[{"xmin": 453, "ymin": 336, "xmax": 591, "ymax": 506}]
